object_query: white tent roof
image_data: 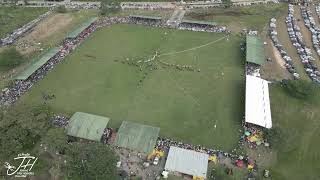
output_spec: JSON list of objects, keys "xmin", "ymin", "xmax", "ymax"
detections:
[
  {"xmin": 164, "ymin": 146, "xmax": 209, "ymax": 178},
  {"xmin": 245, "ymin": 75, "xmax": 272, "ymax": 128}
]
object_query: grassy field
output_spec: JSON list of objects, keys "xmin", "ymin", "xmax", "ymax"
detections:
[
  {"xmin": 0, "ymin": 7, "xmax": 47, "ymax": 39},
  {"xmin": 268, "ymin": 84, "xmax": 320, "ymax": 180},
  {"xmin": 18, "ymin": 24, "xmax": 245, "ymax": 151},
  {"xmin": 113, "ymin": 9, "xmax": 173, "ymax": 19},
  {"xmin": 0, "ymin": 9, "xmax": 98, "ymax": 90},
  {"xmin": 185, "ymin": 4, "xmax": 287, "ymax": 33}
]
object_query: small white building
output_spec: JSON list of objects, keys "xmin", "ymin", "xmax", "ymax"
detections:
[{"xmin": 164, "ymin": 146, "xmax": 209, "ymax": 179}]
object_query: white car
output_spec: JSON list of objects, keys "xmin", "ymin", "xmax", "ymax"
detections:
[{"xmin": 153, "ymin": 156, "xmax": 160, "ymax": 165}]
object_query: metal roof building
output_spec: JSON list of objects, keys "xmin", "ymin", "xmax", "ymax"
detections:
[
  {"xmin": 15, "ymin": 47, "xmax": 60, "ymax": 80},
  {"xmin": 245, "ymin": 75, "xmax": 272, "ymax": 128},
  {"xmin": 246, "ymin": 35, "xmax": 265, "ymax": 65},
  {"xmin": 129, "ymin": 15, "xmax": 162, "ymax": 20},
  {"xmin": 181, "ymin": 20, "xmax": 217, "ymax": 26},
  {"xmin": 115, "ymin": 121, "xmax": 160, "ymax": 153},
  {"xmin": 164, "ymin": 146, "xmax": 209, "ymax": 178},
  {"xmin": 66, "ymin": 112, "xmax": 110, "ymax": 141},
  {"xmin": 66, "ymin": 17, "xmax": 97, "ymax": 39}
]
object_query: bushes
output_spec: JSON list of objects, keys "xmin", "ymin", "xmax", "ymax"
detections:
[
  {"xmin": 41, "ymin": 128, "xmax": 68, "ymax": 154},
  {"xmin": 0, "ymin": 47, "xmax": 24, "ymax": 68},
  {"xmin": 100, "ymin": 0, "xmax": 120, "ymax": 16},
  {"xmin": 64, "ymin": 142, "xmax": 118, "ymax": 179},
  {"xmin": 282, "ymin": 80, "xmax": 318, "ymax": 100},
  {"xmin": 55, "ymin": 5, "xmax": 67, "ymax": 13},
  {"xmin": 0, "ymin": 105, "xmax": 52, "ymax": 161},
  {"xmin": 264, "ymin": 127, "xmax": 286, "ymax": 150}
]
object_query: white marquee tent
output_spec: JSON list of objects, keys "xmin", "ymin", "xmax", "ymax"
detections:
[
  {"xmin": 245, "ymin": 75, "xmax": 272, "ymax": 128},
  {"xmin": 164, "ymin": 146, "xmax": 209, "ymax": 178}
]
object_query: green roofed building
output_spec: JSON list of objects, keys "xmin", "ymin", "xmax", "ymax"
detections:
[
  {"xmin": 66, "ymin": 17, "xmax": 98, "ymax": 39},
  {"xmin": 66, "ymin": 112, "xmax": 110, "ymax": 141},
  {"xmin": 246, "ymin": 35, "xmax": 265, "ymax": 65},
  {"xmin": 181, "ymin": 20, "xmax": 217, "ymax": 26},
  {"xmin": 129, "ymin": 15, "xmax": 162, "ymax": 20},
  {"xmin": 15, "ymin": 47, "xmax": 60, "ymax": 80},
  {"xmin": 115, "ymin": 121, "xmax": 160, "ymax": 153}
]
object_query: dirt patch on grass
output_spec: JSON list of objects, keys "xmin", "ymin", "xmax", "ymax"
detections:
[
  {"xmin": 26, "ymin": 13, "xmax": 73, "ymax": 41},
  {"xmin": 271, "ymin": 43, "xmax": 286, "ymax": 69},
  {"xmin": 17, "ymin": 13, "xmax": 73, "ymax": 54}
]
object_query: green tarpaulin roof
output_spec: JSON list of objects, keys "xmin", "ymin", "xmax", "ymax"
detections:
[
  {"xmin": 246, "ymin": 35, "xmax": 265, "ymax": 65},
  {"xmin": 181, "ymin": 20, "xmax": 217, "ymax": 26},
  {"xmin": 115, "ymin": 121, "xmax": 160, "ymax": 153},
  {"xmin": 15, "ymin": 47, "xmax": 60, "ymax": 80},
  {"xmin": 66, "ymin": 17, "xmax": 98, "ymax": 39},
  {"xmin": 129, "ymin": 15, "xmax": 162, "ymax": 20},
  {"xmin": 66, "ymin": 112, "xmax": 110, "ymax": 141}
]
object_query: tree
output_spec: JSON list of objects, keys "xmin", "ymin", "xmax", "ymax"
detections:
[
  {"xmin": 41, "ymin": 128, "xmax": 68, "ymax": 154},
  {"xmin": 64, "ymin": 142, "xmax": 118, "ymax": 179},
  {"xmin": 221, "ymin": 0, "xmax": 232, "ymax": 8},
  {"xmin": 282, "ymin": 80, "xmax": 317, "ymax": 100},
  {"xmin": 0, "ymin": 47, "xmax": 24, "ymax": 69},
  {"xmin": 0, "ymin": 105, "xmax": 52, "ymax": 162},
  {"xmin": 55, "ymin": 5, "xmax": 67, "ymax": 13},
  {"xmin": 264, "ymin": 127, "xmax": 286, "ymax": 150},
  {"xmin": 100, "ymin": 0, "xmax": 120, "ymax": 16}
]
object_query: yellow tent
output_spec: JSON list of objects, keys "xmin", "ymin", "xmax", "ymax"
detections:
[
  {"xmin": 193, "ymin": 176, "xmax": 204, "ymax": 180},
  {"xmin": 147, "ymin": 149, "xmax": 165, "ymax": 159},
  {"xmin": 209, "ymin": 155, "xmax": 218, "ymax": 164}
]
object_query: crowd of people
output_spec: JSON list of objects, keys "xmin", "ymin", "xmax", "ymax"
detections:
[
  {"xmin": 0, "ymin": 21, "xmax": 98, "ymax": 105},
  {"xmin": 120, "ymin": 2, "xmax": 174, "ymax": 10},
  {"xmin": 0, "ymin": 16, "xmax": 231, "ymax": 106},
  {"xmin": 52, "ymin": 114, "xmax": 70, "ymax": 127},
  {"xmin": 155, "ymin": 137, "xmax": 243, "ymax": 160},
  {"xmin": 269, "ymin": 18, "xmax": 300, "ymax": 79},
  {"xmin": 286, "ymin": 4, "xmax": 320, "ymax": 83},
  {"xmin": 178, "ymin": 22, "xmax": 230, "ymax": 33},
  {"xmin": 0, "ymin": 11, "xmax": 51, "ymax": 46}
]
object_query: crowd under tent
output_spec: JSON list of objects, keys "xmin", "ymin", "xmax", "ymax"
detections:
[
  {"xmin": 114, "ymin": 121, "xmax": 160, "ymax": 153},
  {"xmin": 245, "ymin": 75, "xmax": 272, "ymax": 129},
  {"xmin": 164, "ymin": 146, "xmax": 209, "ymax": 179},
  {"xmin": 129, "ymin": 15, "xmax": 162, "ymax": 20},
  {"xmin": 66, "ymin": 17, "xmax": 98, "ymax": 39},
  {"xmin": 246, "ymin": 35, "xmax": 265, "ymax": 65},
  {"xmin": 66, "ymin": 112, "xmax": 110, "ymax": 141},
  {"xmin": 180, "ymin": 19, "xmax": 217, "ymax": 26},
  {"xmin": 15, "ymin": 47, "xmax": 60, "ymax": 80}
]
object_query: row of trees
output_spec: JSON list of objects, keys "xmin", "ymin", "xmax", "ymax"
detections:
[{"xmin": 0, "ymin": 105, "xmax": 118, "ymax": 179}]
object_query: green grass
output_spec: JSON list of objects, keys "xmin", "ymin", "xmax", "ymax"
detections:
[
  {"xmin": 207, "ymin": 162, "xmax": 248, "ymax": 179},
  {"xmin": 0, "ymin": 6, "xmax": 47, "ymax": 39},
  {"xmin": 18, "ymin": 24, "xmax": 244, "ymax": 151},
  {"xmin": 269, "ymin": 84, "xmax": 320, "ymax": 180},
  {"xmin": 185, "ymin": 4, "xmax": 287, "ymax": 32},
  {"xmin": 0, "ymin": 10, "xmax": 98, "ymax": 89},
  {"xmin": 112, "ymin": 9, "xmax": 173, "ymax": 19}
]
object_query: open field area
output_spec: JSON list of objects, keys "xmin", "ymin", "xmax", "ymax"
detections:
[
  {"xmin": 0, "ymin": 8, "xmax": 98, "ymax": 89},
  {"xmin": 1, "ymin": 3, "xmax": 320, "ymax": 180},
  {"xmin": 17, "ymin": 24, "xmax": 245, "ymax": 151},
  {"xmin": 268, "ymin": 84, "xmax": 320, "ymax": 180},
  {"xmin": 185, "ymin": 4, "xmax": 287, "ymax": 33},
  {"xmin": 0, "ymin": 7, "xmax": 47, "ymax": 39}
]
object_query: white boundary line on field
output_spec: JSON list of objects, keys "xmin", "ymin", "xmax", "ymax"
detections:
[{"xmin": 159, "ymin": 35, "xmax": 227, "ymax": 57}]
